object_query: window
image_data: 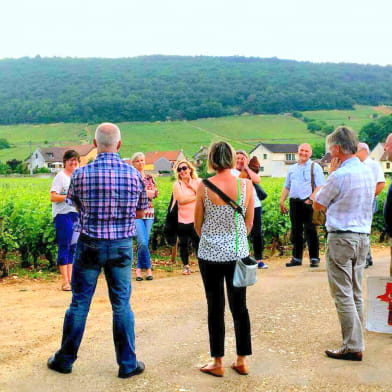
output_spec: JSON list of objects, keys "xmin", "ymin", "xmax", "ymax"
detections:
[
  {"xmin": 35, "ymin": 153, "xmax": 38, "ymax": 158},
  {"xmin": 260, "ymin": 167, "xmax": 264, "ymax": 172},
  {"xmin": 47, "ymin": 153, "xmax": 54, "ymax": 158},
  {"xmin": 263, "ymin": 154, "xmax": 267, "ymax": 160},
  {"xmin": 387, "ymin": 163, "xmax": 390, "ymax": 169},
  {"xmin": 286, "ymin": 153, "xmax": 295, "ymax": 161}
]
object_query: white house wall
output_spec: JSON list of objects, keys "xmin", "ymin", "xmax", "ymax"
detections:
[
  {"xmin": 251, "ymin": 145, "xmax": 297, "ymax": 177},
  {"xmin": 370, "ymin": 143, "xmax": 385, "ymax": 161},
  {"xmin": 29, "ymin": 149, "xmax": 46, "ymax": 170}
]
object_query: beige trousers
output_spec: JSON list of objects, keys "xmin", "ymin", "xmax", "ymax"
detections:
[{"xmin": 326, "ymin": 232, "xmax": 369, "ymax": 352}]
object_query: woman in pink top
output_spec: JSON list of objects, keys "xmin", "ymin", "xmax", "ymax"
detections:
[{"xmin": 173, "ymin": 159, "xmax": 201, "ymax": 275}]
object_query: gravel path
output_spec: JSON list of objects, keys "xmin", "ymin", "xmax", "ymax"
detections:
[{"xmin": 1, "ymin": 248, "xmax": 392, "ymax": 392}]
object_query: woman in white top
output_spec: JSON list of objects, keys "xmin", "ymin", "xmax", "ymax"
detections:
[
  {"xmin": 50, "ymin": 150, "xmax": 80, "ymax": 291},
  {"xmin": 194, "ymin": 141, "xmax": 254, "ymax": 377}
]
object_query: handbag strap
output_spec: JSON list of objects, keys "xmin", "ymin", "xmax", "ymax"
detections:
[
  {"xmin": 235, "ymin": 178, "xmax": 241, "ymax": 254},
  {"xmin": 310, "ymin": 162, "xmax": 315, "ymax": 192}
]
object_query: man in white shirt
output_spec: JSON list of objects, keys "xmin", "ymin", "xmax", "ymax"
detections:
[
  {"xmin": 357, "ymin": 142, "xmax": 385, "ymax": 268},
  {"xmin": 314, "ymin": 127, "xmax": 375, "ymax": 361}
]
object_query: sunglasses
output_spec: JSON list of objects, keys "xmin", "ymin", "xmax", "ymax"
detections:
[{"xmin": 177, "ymin": 166, "xmax": 188, "ymax": 172}]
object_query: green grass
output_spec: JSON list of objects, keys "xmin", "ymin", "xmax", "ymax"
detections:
[
  {"xmin": 0, "ymin": 105, "xmax": 384, "ymax": 162},
  {"xmin": 301, "ymin": 105, "xmax": 378, "ymax": 133},
  {"xmin": 190, "ymin": 115, "xmax": 322, "ymax": 144}
]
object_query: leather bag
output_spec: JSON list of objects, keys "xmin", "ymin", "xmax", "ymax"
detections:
[
  {"xmin": 311, "ymin": 162, "xmax": 326, "ymax": 226},
  {"xmin": 163, "ymin": 193, "xmax": 178, "ymax": 246}
]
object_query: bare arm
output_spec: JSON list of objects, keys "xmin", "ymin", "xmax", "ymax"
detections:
[
  {"xmin": 194, "ymin": 183, "xmax": 205, "ymax": 237},
  {"xmin": 50, "ymin": 191, "xmax": 66, "ymax": 203},
  {"xmin": 173, "ymin": 182, "xmax": 197, "ymax": 205},
  {"xmin": 243, "ymin": 166, "xmax": 260, "ymax": 184},
  {"xmin": 146, "ymin": 189, "xmax": 156, "ymax": 200},
  {"xmin": 375, "ymin": 182, "xmax": 386, "ymax": 196},
  {"xmin": 307, "ymin": 185, "xmax": 323, "ymax": 204},
  {"xmin": 279, "ymin": 187, "xmax": 289, "ymax": 214},
  {"xmin": 136, "ymin": 209, "xmax": 145, "ymax": 219},
  {"xmin": 244, "ymin": 180, "xmax": 254, "ymax": 234}
]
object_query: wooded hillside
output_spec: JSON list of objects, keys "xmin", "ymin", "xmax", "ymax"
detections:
[{"xmin": 1, "ymin": 55, "xmax": 392, "ymax": 124}]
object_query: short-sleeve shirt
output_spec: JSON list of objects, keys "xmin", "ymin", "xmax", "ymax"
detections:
[
  {"xmin": 67, "ymin": 152, "xmax": 148, "ymax": 240},
  {"xmin": 51, "ymin": 171, "xmax": 77, "ymax": 218},
  {"xmin": 231, "ymin": 168, "xmax": 261, "ymax": 208},
  {"xmin": 284, "ymin": 159, "xmax": 325, "ymax": 199},
  {"xmin": 315, "ymin": 157, "xmax": 375, "ymax": 233},
  {"xmin": 174, "ymin": 178, "xmax": 201, "ymax": 224},
  {"xmin": 363, "ymin": 157, "xmax": 385, "ymax": 184}
]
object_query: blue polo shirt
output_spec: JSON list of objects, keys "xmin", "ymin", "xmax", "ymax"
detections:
[{"xmin": 284, "ymin": 159, "xmax": 325, "ymax": 199}]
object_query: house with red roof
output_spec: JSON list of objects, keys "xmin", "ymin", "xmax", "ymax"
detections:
[{"xmin": 144, "ymin": 150, "xmax": 185, "ymax": 172}]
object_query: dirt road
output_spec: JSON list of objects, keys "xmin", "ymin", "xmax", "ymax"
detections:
[{"xmin": 1, "ymin": 249, "xmax": 392, "ymax": 392}]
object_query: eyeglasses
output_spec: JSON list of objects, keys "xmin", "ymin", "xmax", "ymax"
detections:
[{"xmin": 177, "ymin": 166, "xmax": 188, "ymax": 172}]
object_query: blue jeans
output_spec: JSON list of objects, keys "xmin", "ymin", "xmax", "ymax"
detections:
[
  {"xmin": 54, "ymin": 212, "xmax": 78, "ymax": 265},
  {"xmin": 135, "ymin": 219, "xmax": 153, "ymax": 269},
  {"xmin": 54, "ymin": 235, "xmax": 137, "ymax": 374}
]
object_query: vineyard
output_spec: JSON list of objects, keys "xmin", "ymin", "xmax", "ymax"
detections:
[{"xmin": 0, "ymin": 176, "xmax": 388, "ymax": 276}]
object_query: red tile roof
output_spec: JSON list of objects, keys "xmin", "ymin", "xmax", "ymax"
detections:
[
  {"xmin": 39, "ymin": 144, "xmax": 95, "ymax": 162},
  {"xmin": 145, "ymin": 151, "xmax": 182, "ymax": 165}
]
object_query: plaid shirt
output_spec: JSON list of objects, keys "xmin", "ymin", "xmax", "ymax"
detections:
[{"xmin": 67, "ymin": 152, "xmax": 148, "ymax": 240}]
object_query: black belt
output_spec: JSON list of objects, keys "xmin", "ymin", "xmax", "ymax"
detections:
[{"xmin": 329, "ymin": 230, "xmax": 369, "ymax": 236}]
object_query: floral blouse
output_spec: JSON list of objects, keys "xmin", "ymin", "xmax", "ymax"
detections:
[{"xmin": 143, "ymin": 174, "xmax": 158, "ymax": 219}]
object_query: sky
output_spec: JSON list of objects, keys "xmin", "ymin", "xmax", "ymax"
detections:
[{"xmin": 2, "ymin": 0, "xmax": 391, "ymax": 65}]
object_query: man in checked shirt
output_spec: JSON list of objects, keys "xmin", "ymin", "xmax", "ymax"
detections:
[{"xmin": 48, "ymin": 123, "xmax": 148, "ymax": 378}]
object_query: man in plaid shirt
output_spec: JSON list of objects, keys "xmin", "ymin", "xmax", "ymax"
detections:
[{"xmin": 48, "ymin": 123, "xmax": 148, "ymax": 378}]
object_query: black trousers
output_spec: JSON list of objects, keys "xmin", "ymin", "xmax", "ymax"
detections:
[
  {"xmin": 289, "ymin": 198, "xmax": 319, "ymax": 260},
  {"xmin": 177, "ymin": 223, "xmax": 199, "ymax": 266},
  {"xmin": 198, "ymin": 259, "xmax": 252, "ymax": 357},
  {"xmin": 250, "ymin": 206, "xmax": 264, "ymax": 260}
]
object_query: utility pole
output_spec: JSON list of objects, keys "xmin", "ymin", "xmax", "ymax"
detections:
[{"xmin": 29, "ymin": 141, "xmax": 33, "ymax": 175}]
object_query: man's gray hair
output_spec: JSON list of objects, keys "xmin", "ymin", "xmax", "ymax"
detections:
[
  {"xmin": 327, "ymin": 126, "xmax": 358, "ymax": 155},
  {"xmin": 358, "ymin": 142, "xmax": 370, "ymax": 154},
  {"xmin": 95, "ymin": 123, "xmax": 121, "ymax": 147}
]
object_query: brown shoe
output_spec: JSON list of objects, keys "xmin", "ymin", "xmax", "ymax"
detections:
[
  {"xmin": 200, "ymin": 364, "xmax": 224, "ymax": 377},
  {"xmin": 231, "ymin": 362, "xmax": 248, "ymax": 375},
  {"xmin": 325, "ymin": 349, "xmax": 362, "ymax": 361}
]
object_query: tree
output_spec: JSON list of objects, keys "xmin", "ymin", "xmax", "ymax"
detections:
[
  {"xmin": 0, "ymin": 138, "xmax": 10, "ymax": 149},
  {"xmin": 359, "ymin": 115, "xmax": 392, "ymax": 148},
  {"xmin": 311, "ymin": 142, "xmax": 326, "ymax": 159},
  {"xmin": 6, "ymin": 159, "xmax": 22, "ymax": 171}
]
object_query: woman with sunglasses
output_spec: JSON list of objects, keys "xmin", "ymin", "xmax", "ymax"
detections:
[
  {"xmin": 130, "ymin": 152, "xmax": 158, "ymax": 281},
  {"xmin": 173, "ymin": 159, "xmax": 201, "ymax": 275}
]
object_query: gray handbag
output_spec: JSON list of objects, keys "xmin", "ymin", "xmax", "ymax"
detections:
[{"xmin": 233, "ymin": 255, "xmax": 258, "ymax": 288}]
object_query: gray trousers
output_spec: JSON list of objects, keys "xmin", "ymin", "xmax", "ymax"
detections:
[{"xmin": 326, "ymin": 232, "xmax": 369, "ymax": 352}]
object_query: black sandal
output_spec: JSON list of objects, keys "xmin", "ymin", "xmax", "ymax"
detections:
[
  {"xmin": 135, "ymin": 277, "xmax": 143, "ymax": 281},
  {"xmin": 146, "ymin": 275, "xmax": 153, "ymax": 281}
]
